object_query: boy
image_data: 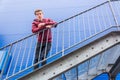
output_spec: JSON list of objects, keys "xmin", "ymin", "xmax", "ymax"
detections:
[{"xmin": 32, "ymin": 9, "xmax": 57, "ymax": 69}]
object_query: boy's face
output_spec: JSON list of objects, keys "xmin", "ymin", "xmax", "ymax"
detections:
[{"xmin": 35, "ymin": 11, "xmax": 43, "ymax": 20}]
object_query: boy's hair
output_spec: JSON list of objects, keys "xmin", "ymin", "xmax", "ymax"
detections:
[{"xmin": 34, "ymin": 9, "xmax": 43, "ymax": 15}]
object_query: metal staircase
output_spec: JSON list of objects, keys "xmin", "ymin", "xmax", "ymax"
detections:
[
  {"xmin": 0, "ymin": 0, "xmax": 120, "ymax": 80},
  {"xmin": 19, "ymin": 31, "xmax": 120, "ymax": 80}
]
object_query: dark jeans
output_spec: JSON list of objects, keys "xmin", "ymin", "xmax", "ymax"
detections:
[{"xmin": 34, "ymin": 42, "xmax": 51, "ymax": 69}]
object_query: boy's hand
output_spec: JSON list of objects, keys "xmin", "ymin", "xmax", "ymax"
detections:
[
  {"xmin": 38, "ymin": 23, "xmax": 45, "ymax": 28},
  {"xmin": 53, "ymin": 23, "xmax": 58, "ymax": 28},
  {"xmin": 46, "ymin": 25, "xmax": 52, "ymax": 28}
]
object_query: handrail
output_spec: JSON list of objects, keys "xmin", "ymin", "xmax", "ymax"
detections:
[
  {"xmin": 110, "ymin": 0, "xmax": 120, "ymax": 1},
  {"xmin": 0, "ymin": 29, "xmax": 41, "ymax": 50},
  {"xmin": 58, "ymin": 1, "xmax": 109, "ymax": 24}
]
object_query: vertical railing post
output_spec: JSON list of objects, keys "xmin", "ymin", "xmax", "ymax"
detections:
[
  {"xmin": 108, "ymin": 0, "xmax": 119, "ymax": 30},
  {"xmin": 62, "ymin": 23, "xmax": 65, "ymax": 56}
]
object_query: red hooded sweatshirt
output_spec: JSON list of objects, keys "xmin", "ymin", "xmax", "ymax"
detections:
[{"xmin": 32, "ymin": 18, "xmax": 57, "ymax": 43}]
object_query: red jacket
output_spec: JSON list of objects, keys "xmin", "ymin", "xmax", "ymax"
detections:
[{"xmin": 32, "ymin": 18, "xmax": 57, "ymax": 43}]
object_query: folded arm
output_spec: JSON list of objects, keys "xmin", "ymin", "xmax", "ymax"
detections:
[{"xmin": 32, "ymin": 22, "xmax": 46, "ymax": 33}]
